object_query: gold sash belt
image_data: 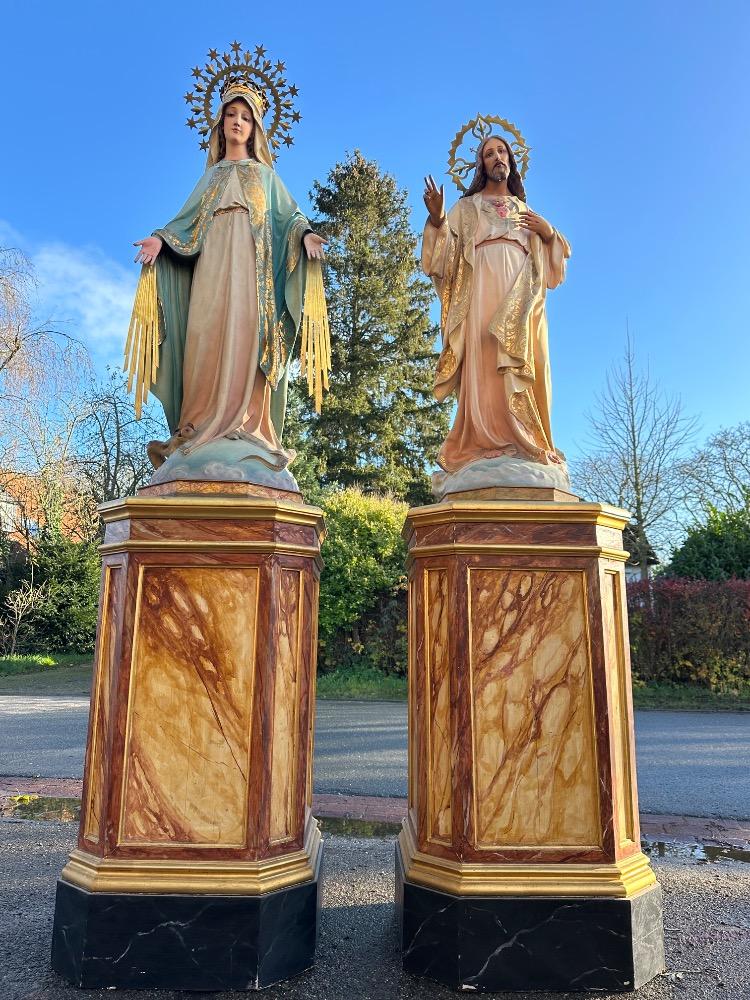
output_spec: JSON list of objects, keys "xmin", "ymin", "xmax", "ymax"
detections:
[
  {"xmin": 213, "ymin": 205, "xmax": 249, "ymax": 217},
  {"xmin": 476, "ymin": 234, "xmax": 528, "ymax": 256}
]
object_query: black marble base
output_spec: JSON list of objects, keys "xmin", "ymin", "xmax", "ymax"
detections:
[
  {"xmin": 396, "ymin": 843, "xmax": 664, "ymax": 992},
  {"xmin": 51, "ymin": 849, "xmax": 322, "ymax": 991}
]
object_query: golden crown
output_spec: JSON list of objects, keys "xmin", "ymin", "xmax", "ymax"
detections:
[
  {"xmin": 184, "ymin": 42, "xmax": 301, "ymax": 152},
  {"xmin": 448, "ymin": 114, "xmax": 531, "ymax": 192}
]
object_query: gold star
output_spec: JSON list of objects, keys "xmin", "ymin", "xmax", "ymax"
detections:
[
  {"xmin": 230, "ymin": 40, "xmax": 242, "ymax": 54},
  {"xmin": 191, "ymin": 66, "xmax": 202, "ymax": 79},
  {"xmin": 186, "ymin": 117, "xmax": 197, "ymax": 128},
  {"xmin": 254, "ymin": 44, "xmax": 266, "ymax": 57},
  {"xmin": 184, "ymin": 92, "xmax": 194, "ymax": 103},
  {"xmin": 288, "ymin": 85, "xmax": 299, "ymax": 97},
  {"xmin": 283, "ymin": 135, "xmax": 293, "ymax": 147},
  {"xmin": 292, "ymin": 111, "xmax": 301, "ymax": 122},
  {"xmin": 208, "ymin": 48, "xmax": 219, "ymax": 61},
  {"xmin": 275, "ymin": 60, "xmax": 286, "ymax": 73},
  {"xmin": 200, "ymin": 140, "xmax": 209, "ymax": 150}
]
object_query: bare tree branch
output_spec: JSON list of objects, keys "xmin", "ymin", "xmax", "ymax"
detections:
[{"xmin": 571, "ymin": 335, "xmax": 698, "ymax": 576}]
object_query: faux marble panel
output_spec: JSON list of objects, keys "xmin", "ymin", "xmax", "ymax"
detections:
[
  {"xmin": 407, "ymin": 577, "xmax": 417, "ymax": 813},
  {"xmin": 469, "ymin": 569, "xmax": 600, "ymax": 848},
  {"xmin": 269, "ymin": 568, "xmax": 302, "ymax": 843},
  {"xmin": 119, "ymin": 566, "xmax": 258, "ymax": 847},
  {"xmin": 82, "ymin": 564, "xmax": 121, "ymax": 846},
  {"xmin": 424, "ymin": 569, "xmax": 452, "ymax": 843},
  {"xmin": 603, "ymin": 568, "xmax": 636, "ymax": 848},
  {"xmin": 129, "ymin": 518, "xmax": 276, "ymax": 543}
]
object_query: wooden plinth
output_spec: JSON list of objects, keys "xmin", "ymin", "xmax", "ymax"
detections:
[
  {"xmin": 399, "ymin": 499, "xmax": 658, "ymax": 899},
  {"xmin": 61, "ymin": 493, "xmax": 323, "ymax": 895}
]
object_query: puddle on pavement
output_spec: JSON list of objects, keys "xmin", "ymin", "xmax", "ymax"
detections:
[
  {"xmin": 2, "ymin": 801, "xmax": 748, "ymax": 865},
  {"xmin": 643, "ymin": 837, "xmax": 750, "ymax": 864},
  {"xmin": 319, "ymin": 816, "xmax": 402, "ymax": 838},
  {"xmin": 0, "ymin": 800, "xmax": 402, "ymax": 838}
]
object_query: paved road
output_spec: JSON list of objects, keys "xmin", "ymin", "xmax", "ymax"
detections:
[{"xmin": 1, "ymin": 696, "xmax": 748, "ymax": 819}]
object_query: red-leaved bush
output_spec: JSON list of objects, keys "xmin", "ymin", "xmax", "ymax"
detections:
[{"xmin": 626, "ymin": 577, "xmax": 750, "ymax": 690}]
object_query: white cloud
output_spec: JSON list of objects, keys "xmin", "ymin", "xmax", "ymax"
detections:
[
  {"xmin": 32, "ymin": 244, "xmax": 136, "ymax": 368},
  {"xmin": 2, "ymin": 221, "xmax": 137, "ymax": 371}
]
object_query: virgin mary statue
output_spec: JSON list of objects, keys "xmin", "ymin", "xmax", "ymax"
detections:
[{"xmin": 125, "ymin": 49, "xmax": 329, "ymax": 492}]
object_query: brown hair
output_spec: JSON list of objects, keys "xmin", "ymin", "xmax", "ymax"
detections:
[
  {"xmin": 217, "ymin": 100, "xmax": 256, "ymax": 161},
  {"xmin": 463, "ymin": 136, "xmax": 526, "ymax": 201}
]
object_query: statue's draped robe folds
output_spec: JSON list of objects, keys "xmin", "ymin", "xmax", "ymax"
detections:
[
  {"xmin": 422, "ymin": 194, "xmax": 571, "ymax": 472},
  {"xmin": 152, "ymin": 158, "xmax": 310, "ymax": 467}
]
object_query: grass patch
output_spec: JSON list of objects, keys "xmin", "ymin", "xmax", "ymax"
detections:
[
  {"xmin": 316, "ymin": 667, "xmax": 750, "ymax": 711},
  {"xmin": 1, "ymin": 794, "xmax": 81, "ymax": 822},
  {"xmin": 0, "ymin": 652, "xmax": 91, "ymax": 677},
  {"xmin": 317, "ymin": 667, "xmax": 407, "ymax": 701},
  {"xmin": 632, "ymin": 681, "xmax": 750, "ymax": 712}
]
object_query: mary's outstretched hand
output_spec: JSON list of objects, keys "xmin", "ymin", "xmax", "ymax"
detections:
[
  {"xmin": 133, "ymin": 237, "xmax": 163, "ymax": 266},
  {"xmin": 303, "ymin": 233, "xmax": 327, "ymax": 261}
]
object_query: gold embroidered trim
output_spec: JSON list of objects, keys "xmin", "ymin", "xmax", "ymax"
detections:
[
  {"xmin": 158, "ymin": 170, "xmax": 229, "ymax": 254},
  {"xmin": 436, "ymin": 346, "xmax": 458, "ymax": 379},
  {"xmin": 286, "ymin": 218, "xmax": 308, "ymax": 275},
  {"xmin": 488, "ymin": 252, "xmax": 541, "ymax": 375},
  {"xmin": 510, "ymin": 389, "xmax": 551, "ymax": 452}
]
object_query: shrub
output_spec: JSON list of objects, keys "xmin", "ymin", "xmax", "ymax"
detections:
[
  {"xmin": 668, "ymin": 506, "xmax": 750, "ymax": 580},
  {"xmin": 318, "ymin": 488, "xmax": 408, "ymax": 674},
  {"xmin": 23, "ymin": 533, "xmax": 101, "ymax": 653},
  {"xmin": 627, "ymin": 577, "xmax": 750, "ymax": 690}
]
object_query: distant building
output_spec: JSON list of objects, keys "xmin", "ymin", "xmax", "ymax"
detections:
[
  {"xmin": 0, "ymin": 472, "xmax": 90, "ymax": 552},
  {"xmin": 622, "ymin": 524, "xmax": 659, "ymax": 582}
]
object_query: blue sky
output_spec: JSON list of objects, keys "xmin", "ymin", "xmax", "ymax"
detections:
[{"xmin": 2, "ymin": 0, "xmax": 748, "ymax": 461}]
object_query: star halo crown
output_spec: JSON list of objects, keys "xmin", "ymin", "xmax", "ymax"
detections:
[{"xmin": 184, "ymin": 42, "xmax": 301, "ymax": 154}]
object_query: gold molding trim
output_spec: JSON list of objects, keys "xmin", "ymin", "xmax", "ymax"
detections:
[
  {"xmin": 99, "ymin": 540, "xmax": 322, "ymax": 561},
  {"xmin": 409, "ymin": 543, "xmax": 628, "ymax": 562},
  {"xmin": 405, "ymin": 501, "xmax": 630, "ymax": 532},
  {"xmin": 61, "ymin": 819, "xmax": 322, "ymax": 896},
  {"xmin": 99, "ymin": 496, "xmax": 325, "ymax": 533},
  {"xmin": 398, "ymin": 823, "xmax": 655, "ymax": 898}
]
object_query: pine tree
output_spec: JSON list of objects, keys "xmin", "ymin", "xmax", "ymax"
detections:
[{"xmin": 288, "ymin": 152, "xmax": 449, "ymax": 506}]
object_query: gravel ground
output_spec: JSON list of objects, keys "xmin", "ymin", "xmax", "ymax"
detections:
[{"xmin": 1, "ymin": 819, "xmax": 748, "ymax": 1000}]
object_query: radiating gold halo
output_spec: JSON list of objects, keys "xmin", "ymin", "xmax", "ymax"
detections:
[{"xmin": 448, "ymin": 114, "xmax": 531, "ymax": 192}]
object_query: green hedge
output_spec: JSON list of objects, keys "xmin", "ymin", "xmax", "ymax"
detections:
[{"xmin": 318, "ymin": 488, "xmax": 408, "ymax": 675}]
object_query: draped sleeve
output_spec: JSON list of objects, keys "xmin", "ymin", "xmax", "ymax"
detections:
[
  {"xmin": 422, "ymin": 215, "xmax": 455, "ymax": 283},
  {"xmin": 541, "ymin": 227, "xmax": 571, "ymax": 290},
  {"xmin": 269, "ymin": 170, "xmax": 310, "ymax": 342},
  {"xmin": 153, "ymin": 166, "xmax": 229, "ymax": 259}
]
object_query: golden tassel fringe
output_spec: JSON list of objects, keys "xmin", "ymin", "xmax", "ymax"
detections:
[
  {"xmin": 123, "ymin": 265, "xmax": 159, "ymax": 419},
  {"xmin": 300, "ymin": 260, "xmax": 331, "ymax": 413}
]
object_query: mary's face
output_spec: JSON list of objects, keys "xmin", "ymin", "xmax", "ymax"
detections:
[{"xmin": 223, "ymin": 100, "xmax": 254, "ymax": 149}]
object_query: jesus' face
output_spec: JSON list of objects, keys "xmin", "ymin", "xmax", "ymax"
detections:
[{"xmin": 482, "ymin": 138, "xmax": 510, "ymax": 183}]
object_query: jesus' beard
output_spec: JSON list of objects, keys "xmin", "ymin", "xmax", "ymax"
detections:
[{"xmin": 487, "ymin": 165, "xmax": 509, "ymax": 183}]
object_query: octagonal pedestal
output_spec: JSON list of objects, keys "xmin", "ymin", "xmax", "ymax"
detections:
[
  {"xmin": 51, "ymin": 487, "xmax": 324, "ymax": 990},
  {"xmin": 397, "ymin": 497, "xmax": 665, "ymax": 992}
]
